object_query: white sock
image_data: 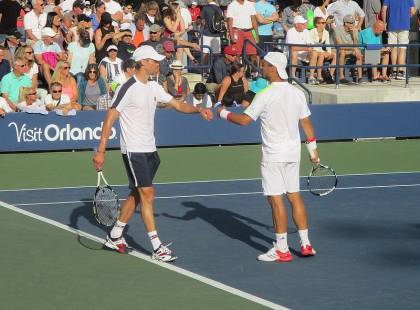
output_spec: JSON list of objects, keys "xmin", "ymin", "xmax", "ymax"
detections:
[
  {"xmin": 148, "ymin": 231, "xmax": 162, "ymax": 251},
  {"xmin": 110, "ymin": 220, "xmax": 126, "ymax": 239},
  {"xmin": 275, "ymin": 233, "xmax": 289, "ymax": 253},
  {"xmin": 298, "ymin": 229, "xmax": 310, "ymax": 247}
]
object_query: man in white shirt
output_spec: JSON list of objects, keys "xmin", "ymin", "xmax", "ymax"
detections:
[
  {"xmin": 227, "ymin": 0, "xmax": 259, "ymax": 56},
  {"xmin": 93, "ymin": 45, "xmax": 212, "ymax": 261},
  {"xmin": 286, "ymin": 15, "xmax": 316, "ymax": 79},
  {"xmin": 103, "ymin": 0, "xmax": 123, "ymax": 24},
  {"xmin": 327, "ymin": 0, "xmax": 365, "ymax": 30},
  {"xmin": 24, "ymin": 0, "xmax": 47, "ymax": 42},
  {"xmin": 216, "ymin": 52, "xmax": 319, "ymax": 262}
]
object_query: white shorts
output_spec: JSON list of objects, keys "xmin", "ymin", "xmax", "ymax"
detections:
[
  {"xmin": 388, "ymin": 31, "xmax": 409, "ymax": 48},
  {"xmin": 297, "ymin": 51, "xmax": 310, "ymax": 61},
  {"xmin": 202, "ymin": 35, "xmax": 221, "ymax": 54},
  {"xmin": 261, "ymin": 162, "xmax": 300, "ymax": 196}
]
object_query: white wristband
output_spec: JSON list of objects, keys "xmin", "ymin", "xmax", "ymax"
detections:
[
  {"xmin": 220, "ymin": 109, "xmax": 231, "ymax": 120},
  {"xmin": 306, "ymin": 140, "xmax": 317, "ymax": 157}
]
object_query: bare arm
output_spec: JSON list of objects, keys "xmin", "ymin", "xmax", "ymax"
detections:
[
  {"xmin": 216, "ymin": 107, "xmax": 253, "ymax": 126},
  {"xmin": 2, "ymin": 94, "xmax": 18, "ymax": 112},
  {"xmin": 217, "ymin": 77, "xmax": 231, "ymax": 102},
  {"xmin": 227, "ymin": 17, "xmax": 234, "ymax": 42},
  {"xmin": 167, "ymin": 98, "xmax": 213, "ymax": 120},
  {"xmin": 381, "ymin": 5, "xmax": 388, "ymax": 24}
]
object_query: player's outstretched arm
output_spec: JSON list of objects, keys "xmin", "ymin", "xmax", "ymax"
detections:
[
  {"xmin": 93, "ymin": 108, "xmax": 120, "ymax": 171},
  {"xmin": 216, "ymin": 107, "xmax": 253, "ymax": 126},
  {"xmin": 168, "ymin": 98, "xmax": 213, "ymax": 121},
  {"xmin": 300, "ymin": 116, "xmax": 320, "ymax": 163}
]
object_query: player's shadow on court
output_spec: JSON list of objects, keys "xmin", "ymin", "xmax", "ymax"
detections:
[
  {"xmin": 161, "ymin": 201, "xmax": 273, "ymax": 252},
  {"xmin": 69, "ymin": 199, "xmax": 151, "ymax": 254}
]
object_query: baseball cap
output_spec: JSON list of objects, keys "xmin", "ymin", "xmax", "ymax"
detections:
[
  {"xmin": 41, "ymin": 27, "xmax": 57, "ymax": 38},
  {"xmin": 293, "ymin": 15, "xmax": 307, "ymax": 25},
  {"xmin": 223, "ymin": 44, "xmax": 240, "ymax": 56},
  {"xmin": 162, "ymin": 40, "xmax": 175, "ymax": 52},
  {"xmin": 150, "ymin": 24, "xmax": 162, "ymax": 33},
  {"xmin": 106, "ymin": 44, "xmax": 118, "ymax": 52},
  {"xmin": 343, "ymin": 14, "xmax": 355, "ymax": 24},
  {"xmin": 263, "ymin": 52, "xmax": 288, "ymax": 80},
  {"xmin": 132, "ymin": 45, "xmax": 165, "ymax": 61}
]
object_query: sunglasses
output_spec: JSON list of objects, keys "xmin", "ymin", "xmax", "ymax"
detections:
[
  {"xmin": 28, "ymin": 92, "xmax": 37, "ymax": 96},
  {"xmin": 25, "ymin": 51, "xmax": 34, "ymax": 54},
  {"xmin": 317, "ymin": 22, "xmax": 326, "ymax": 24},
  {"xmin": 52, "ymin": 90, "xmax": 62, "ymax": 93},
  {"xmin": 63, "ymin": 66, "xmax": 70, "ymax": 70},
  {"xmin": 17, "ymin": 63, "xmax": 28, "ymax": 67},
  {"xmin": 89, "ymin": 70, "xmax": 97, "ymax": 73},
  {"xmin": 150, "ymin": 31, "xmax": 158, "ymax": 34}
]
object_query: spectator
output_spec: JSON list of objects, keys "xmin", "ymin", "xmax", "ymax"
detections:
[
  {"xmin": 282, "ymin": 0, "xmax": 315, "ymax": 33},
  {"xmin": 186, "ymin": 82, "xmax": 213, "ymax": 108},
  {"xmin": 358, "ymin": 20, "xmax": 390, "ymax": 82},
  {"xmin": 143, "ymin": 1, "xmax": 163, "ymax": 27},
  {"xmin": 15, "ymin": 45, "xmax": 38, "ymax": 89},
  {"xmin": 189, "ymin": 2, "xmax": 201, "ymax": 23},
  {"xmin": 208, "ymin": 44, "xmax": 240, "ymax": 84},
  {"xmin": 51, "ymin": 61, "xmax": 79, "ymax": 104},
  {"xmin": 94, "ymin": 12, "xmax": 115, "ymax": 62},
  {"xmin": 4, "ymin": 30, "xmax": 22, "ymax": 66},
  {"xmin": 334, "ymin": 14, "xmax": 363, "ymax": 84},
  {"xmin": 91, "ymin": 1, "xmax": 106, "ymax": 31},
  {"xmin": 163, "ymin": 1, "xmax": 185, "ymax": 39},
  {"xmin": 121, "ymin": 4, "xmax": 134, "ymax": 30},
  {"xmin": 0, "ymin": 46, "xmax": 11, "ymax": 83},
  {"xmin": 163, "ymin": 59, "xmax": 190, "ymax": 99},
  {"xmin": 44, "ymin": 81, "xmax": 74, "ymax": 113},
  {"xmin": 226, "ymin": 0, "xmax": 259, "ymax": 59},
  {"xmin": 0, "ymin": 96, "xmax": 13, "ymax": 116},
  {"xmin": 0, "ymin": 0, "xmax": 21, "ymax": 44},
  {"xmin": 1, "ymin": 57, "xmax": 32, "ymax": 109},
  {"xmin": 115, "ymin": 27, "xmax": 136, "ymax": 61},
  {"xmin": 44, "ymin": 0, "xmax": 58, "ymax": 14},
  {"xmin": 130, "ymin": 12, "xmax": 149, "ymax": 48},
  {"xmin": 216, "ymin": 62, "xmax": 249, "ymax": 107},
  {"xmin": 327, "ymin": 0, "xmax": 365, "ymax": 31},
  {"xmin": 77, "ymin": 63, "xmax": 107, "ymax": 110},
  {"xmin": 24, "ymin": 0, "xmax": 47, "ymax": 43},
  {"xmin": 158, "ymin": 40, "xmax": 176, "ymax": 83},
  {"xmin": 363, "ymin": 0, "xmax": 382, "ymax": 28},
  {"xmin": 103, "ymin": 0, "xmax": 123, "ymax": 24},
  {"xmin": 111, "ymin": 58, "xmax": 137, "ymax": 92},
  {"xmin": 201, "ymin": 0, "xmax": 223, "ymax": 58},
  {"xmin": 381, "ymin": 0, "xmax": 416, "ymax": 80},
  {"xmin": 314, "ymin": 0, "xmax": 334, "ymax": 34},
  {"xmin": 99, "ymin": 45, "xmax": 122, "ymax": 84},
  {"xmin": 84, "ymin": 1, "xmax": 93, "ymax": 16},
  {"xmin": 68, "ymin": 0, "xmax": 85, "ymax": 21},
  {"xmin": 45, "ymin": 12, "xmax": 65, "ymax": 50},
  {"xmin": 68, "ymin": 28, "xmax": 96, "ymax": 83},
  {"xmin": 286, "ymin": 15, "xmax": 317, "ymax": 80},
  {"xmin": 255, "ymin": 0, "xmax": 279, "ymax": 52},
  {"xmin": 67, "ymin": 14, "xmax": 94, "ymax": 43},
  {"xmin": 34, "ymin": 27, "xmax": 65, "ymax": 85},
  {"xmin": 309, "ymin": 16, "xmax": 336, "ymax": 84},
  {"xmin": 17, "ymin": 86, "xmax": 45, "ymax": 112}
]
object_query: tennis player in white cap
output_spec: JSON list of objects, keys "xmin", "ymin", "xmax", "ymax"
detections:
[
  {"xmin": 93, "ymin": 45, "xmax": 212, "ymax": 261},
  {"xmin": 217, "ymin": 52, "xmax": 319, "ymax": 262}
]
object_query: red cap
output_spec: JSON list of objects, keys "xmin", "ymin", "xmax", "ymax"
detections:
[
  {"xmin": 163, "ymin": 40, "xmax": 175, "ymax": 52},
  {"xmin": 224, "ymin": 45, "xmax": 240, "ymax": 56}
]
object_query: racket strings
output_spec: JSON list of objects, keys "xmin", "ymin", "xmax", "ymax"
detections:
[
  {"xmin": 308, "ymin": 166, "xmax": 337, "ymax": 195},
  {"xmin": 94, "ymin": 186, "xmax": 120, "ymax": 226}
]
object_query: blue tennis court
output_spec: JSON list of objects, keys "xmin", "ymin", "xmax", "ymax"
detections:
[{"xmin": 1, "ymin": 171, "xmax": 419, "ymax": 310}]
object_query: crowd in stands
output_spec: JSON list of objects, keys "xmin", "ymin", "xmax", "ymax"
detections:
[{"xmin": 0, "ymin": 0, "xmax": 419, "ymax": 117}]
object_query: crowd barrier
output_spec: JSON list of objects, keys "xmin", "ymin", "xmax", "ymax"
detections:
[{"xmin": 1, "ymin": 102, "xmax": 420, "ymax": 153}]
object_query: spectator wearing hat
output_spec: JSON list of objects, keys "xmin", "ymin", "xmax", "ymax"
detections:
[
  {"xmin": 186, "ymin": 82, "xmax": 213, "ymax": 108},
  {"xmin": 163, "ymin": 59, "xmax": 190, "ymax": 99},
  {"xmin": 90, "ymin": 1, "xmax": 106, "ymax": 31},
  {"xmin": 158, "ymin": 40, "xmax": 176, "ymax": 83},
  {"xmin": 94, "ymin": 12, "xmax": 116, "ymax": 62},
  {"xmin": 68, "ymin": 28, "xmax": 96, "ymax": 84},
  {"xmin": 103, "ymin": 0, "xmax": 123, "ymax": 24},
  {"xmin": 3, "ymin": 30, "xmax": 22, "ymax": 66},
  {"xmin": 333, "ymin": 14, "xmax": 363, "ymax": 84},
  {"xmin": 77, "ymin": 63, "xmax": 108, "ymax": 110},
  {"xmin": 327, "ymin": 0, "xmax": 365, "ymax": 31},
  {"xmin": 67, "ymin": 14, "xmax": 94, "ymax": 43},
  {"xmin": 281, "ymin": 0, "xmax": 315, "ymax": 33},
  {"xmin": 34, "ymin": 27, "xmax": 65, "ymax": 85},
  {"xmin": 24, "ymin": 0, "xmax": 47, "ymax": 43},
  {"xmin": 216, "ymin": 62, "xmax": 249, "ymax": 107},
  {"xmin": 99, "ymin": 44, "xmax": 123, "ymax": 85},
  {"xmin": 286, "ymin": 15, "xmax": 318, "ymax": 80},
  {"xmin": 0, "ymin": 0, "xmax": 21, "ymax": 44},
  {"xmin": 208, "ymin": 44, "xmax": 240, "ymax": 85},
  {"xmin": 130, "ymin": 13, "xmax": 149, "ymax": 48}
]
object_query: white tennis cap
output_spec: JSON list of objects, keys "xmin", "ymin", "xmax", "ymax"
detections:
[
  {"xmin": 132, "ymin": 45, "xmax": 165, "ymax": 62},
  {"xmin": 264, "ymin": 52, "xmax": 288, "ymax": 79},
  {"xmin": 293, "ymin": 15, "xmax": 307, "ymax": 24},
  {"xmin": 41, "ymin": 27, "xmax": 56, "ymax": 37}
]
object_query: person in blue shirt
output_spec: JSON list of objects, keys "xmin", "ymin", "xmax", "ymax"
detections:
[
  {"xmin": 255, "ymin": 0, "xmax": 279, "ymax": 52},
  {"xmin": 381, "ymin": 0, "xmax": 417, "ymax": 80},
  {"xmin": 358, "ymin": 20, "xmax": 390, "ymax": 82}
]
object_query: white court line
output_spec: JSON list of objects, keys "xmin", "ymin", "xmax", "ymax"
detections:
[
  {"xmin": 12, "ymin": 183, "xmax": 420, "ymax": 207},
  {"xmin": 0, "ymin": 199, "xmax": 288, "ymax": 310},
  {"xmin": 1, "ymin": 171, "xmax": 420, "ymax": 193}
]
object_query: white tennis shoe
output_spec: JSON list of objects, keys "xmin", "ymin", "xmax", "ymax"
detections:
[
  {"xmin": 104, "ymin": 235, "xmax": 130, "ymax": 254},
  {"xmin": 257, "ymin": 243, "xmax": 292, "ymax": 262},
  {"xmin": 152, "ymin": 242, "xmax": 177, "ymax": 262}
]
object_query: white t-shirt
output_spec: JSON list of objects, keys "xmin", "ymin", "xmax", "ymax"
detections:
[
  {"xmin": 180, "ymin": 8, "xmax": 192, "ymax": 29},
  {"xmin": 104, "ymin": 0, "xmax": 122, "ymax": 15},
  {"xmin": 27, "ymin": 62, "xmax": 39, "ymax": 79},
  {"xmin": 44, "ymin": 94, "xmax": 71, "ymax": 108},
  {"xmin": 99, "ymin": 57, "xmax": 123, "ymax": 83},
  {"xmin": 24, "ymin": 10, "xmax": 48, "ymax": 41},
  {"xmin": 244, "ymin": 82, "xmax": 311, "ymax": 162},
  {"xmin": 314, "ymin": 7, "xmax": 329, "ymax": 20},
  {"xmin": 286, "ymin": 27, "xmax": 312, "ymax": 45},
  {"xmin": 0, "ymin": 97, "xmax": 14, "ymax": 113},
  {"xmin": 112, "ymin": 76, "xmax": 173, "ymax": 153},
  {"xmin": 121, "ymin": 12, "xmax": 134, "ymax": 30},
  {"xmin": 17, "ymin": 99, "xmax": 46, "ymax": 111},
  {"xmin": 327, "ymin": 0, "xmax": 365, "ymax": 26},
  {"xmin": 227, "ymin": 0, "xmax": 257, "ymax": 29}
]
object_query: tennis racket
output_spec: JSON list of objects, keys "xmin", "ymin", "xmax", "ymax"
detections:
[
  {"xmin": 307, "ymin": 163, "xmax": 338, "ymax": 196},
  {"xmin": 93, "ymin": 170, "xmax": 120, "ymax": 226}
]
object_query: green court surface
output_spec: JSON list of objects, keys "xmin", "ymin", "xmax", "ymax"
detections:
[{"xmin": 0, "ymin": 139, "xmax": 419, "ymax": 310}]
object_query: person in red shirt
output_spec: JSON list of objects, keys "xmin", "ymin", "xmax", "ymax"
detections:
[{"xmin": 188, "ymin": 1, "xmax": 201, "ymax": 22}]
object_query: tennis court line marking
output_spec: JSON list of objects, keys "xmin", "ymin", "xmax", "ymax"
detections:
[
  {"xmin": 1, "ymin": 170, "xmax": 420, "ymax": 192},
  {"xmin": 12, "ymin": 183, "xmax": 420, "ymax": 207},
  {"xmin": 0, "ymin": 199, "xmax": 287, "ymax": 310}
]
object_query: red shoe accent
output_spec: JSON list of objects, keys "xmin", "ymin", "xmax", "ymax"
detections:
[
  {"xmin": 275, "ymin": 250, "xmax": 293, "ymax": 262},
  {"xmin": 116, "ymin": 243, "xmax": 128, "ymax": 254},
  {"xmin": 301, "ymin": 245, "xmax": 316, "ymax": 256}
]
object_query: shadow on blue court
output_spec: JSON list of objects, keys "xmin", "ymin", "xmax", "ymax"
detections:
[{"xmin": 1, "ymin": 172, "xmax": 420, "ymax": 310}]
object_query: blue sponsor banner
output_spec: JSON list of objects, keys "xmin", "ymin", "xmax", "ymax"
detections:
[{"xmin": 1, "ymin": 102, "xmax": 420, "ymax": 152}]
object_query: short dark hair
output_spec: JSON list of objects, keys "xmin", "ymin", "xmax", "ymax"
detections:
[
  {"xmin": 229, "ymin": 62, "xmax": 244, "ymax": 75},
  {"xmin": 193, "ymin": 82, "xmax": 207, "ymax": 94},
  {"xmin": 122, "ymin": 58, "xmax": 137, "ymax": 72}
]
